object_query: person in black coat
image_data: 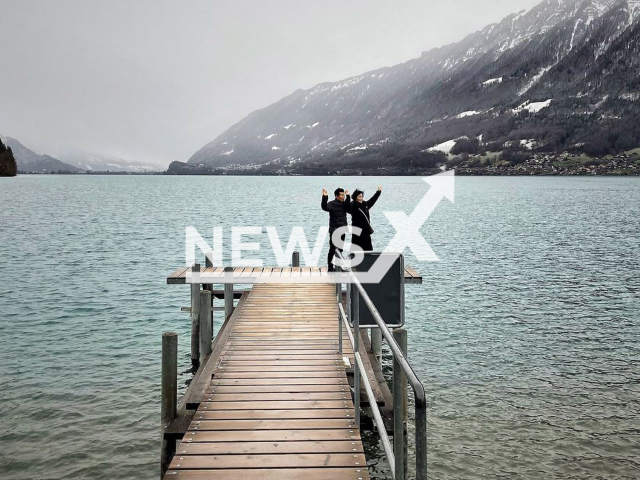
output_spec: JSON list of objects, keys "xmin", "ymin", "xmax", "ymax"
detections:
[
  {"xmin": 321, "ymin": 187, "xmax": 351, "ymax": 272},
  {"xmin": 350, "ymin": 186, "xmax": 382, "ymax": 252}
]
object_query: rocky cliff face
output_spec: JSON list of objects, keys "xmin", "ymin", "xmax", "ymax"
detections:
[
  {"xmin": 0, "ymin": 139, "xmax": 17, "ymax": 177},
  {"xmin": 186, "ymin": 0, "xmax": 640, "ymax": 172}
]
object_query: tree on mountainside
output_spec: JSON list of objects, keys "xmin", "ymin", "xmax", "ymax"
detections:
[{"xmin": 0, "ymin": 139, "xmax": 17, "ymax": 176}]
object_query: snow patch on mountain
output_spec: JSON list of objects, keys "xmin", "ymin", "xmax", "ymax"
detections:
[
  {"xmin": 455, "ymin": 110, "xmax": 482, "ymax": 118},
  {"xmin": 348, "ymin": 144, "xmax": 368, "ymax": 152},
  {"xmin": 331, "ymin": 76, "xmax": 363, "ymax": 92},
  {"xmin": 483, "ymin": 77, "xmax": 503, "ymax": 86},
  {"xmin": 514, "ymin": 99, "xmax": 552, "ymax": 113},
  {"xmin": 427, "ymin": 138, "xmax": 461, "ymax": 154},
  {"xmin": 518, "ymin": 65, "xmax": 553, "ymax": 95}
]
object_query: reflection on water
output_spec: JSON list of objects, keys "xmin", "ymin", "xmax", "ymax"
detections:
[{"xmin": 0, "ymin": 175, "xmax": 638, "ymax": 479}]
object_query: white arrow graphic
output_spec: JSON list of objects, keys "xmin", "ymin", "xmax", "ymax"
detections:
[{"xmin": 383, "ymin": 170, "xmax": 455, "ymax": 262}]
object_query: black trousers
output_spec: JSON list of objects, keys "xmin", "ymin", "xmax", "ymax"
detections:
[
  {"xmin": 352, "ymin": 231, "xmax": 373, "ymax": 252},
  {"xmin": 327, "ymin": 229, "xmax": 345, "ymax": 271}
]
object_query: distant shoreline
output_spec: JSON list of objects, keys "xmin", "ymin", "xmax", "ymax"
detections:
[{"xmin": 13, "ymin": 171, "xmax": 640, "ymax": 177}]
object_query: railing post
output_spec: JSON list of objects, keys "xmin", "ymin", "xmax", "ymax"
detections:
[
  {"xmin": 292, "ymin": 250, "xmax": 300, "ymax": 267},
  {"xmin": 190, "ymin": 264, "xmax": 200, "ymax": 363},
  {"xmin": 199, "ymin": 290, "xmax": 212, "ymax": 362},
  {"xmin": 352, "ymin": 287, "xmax": 360, "ymax": 426},
  {"xmin": 393, "ymin": 328, "xmax": 408, "ymax": 479},
  {"xmin": 224, "ymin": 266, "xmax": 234, "ymax": 320},
  {"xmin": 416, "ymin": 400, "xmax": 427, "ymax": 480},
  {"xmin": 372, "ymin": 328, "xmax": 382, "ymax": 360},
  {"xmin": 160, "ymin": 332, "xmax": 177, "ymax": 477}
]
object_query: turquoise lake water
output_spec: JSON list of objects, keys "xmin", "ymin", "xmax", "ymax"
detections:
[{"xmin": 0, "ymin": 175, "xmax": 638, "ymax": 479}]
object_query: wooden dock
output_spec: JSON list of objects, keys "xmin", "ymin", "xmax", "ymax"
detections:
[
  {"xmin": 163, "ymin": 283, "xmax": 369, "ymax": 479},
  {"xmin": 166, "ymin": 266, "xmax": 423, "ymax": 285}
]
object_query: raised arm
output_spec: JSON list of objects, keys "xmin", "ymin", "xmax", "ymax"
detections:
[
  {"xmin": 344, "ymin": 193, "xmax": 351, "ymax": 212},
  {"xmin": 366, "ymin": 188, "xmax": 381, "ymax": 209},
  {"xmin": 321, "ymin": 188, "xmax": 329, "ymax": 211}
]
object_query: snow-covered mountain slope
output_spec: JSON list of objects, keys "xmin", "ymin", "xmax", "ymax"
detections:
[
  {"xmin": 187, "ymin": 0, "xmax": 640, "ymax": 170},
  {"xmin": 56, "ymin": 150, "xmax": 161, "ymax": 172}
]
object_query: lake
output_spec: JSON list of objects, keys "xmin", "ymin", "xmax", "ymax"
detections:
[{"xmin": 0, "ymin": 175, "xmax": 638, "ymax": 479}]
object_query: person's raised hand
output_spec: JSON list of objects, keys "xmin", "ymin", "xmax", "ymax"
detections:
[
  {"xmin": 345, "ymin": 190, "xmax": 349, "ymax": 195},
  {"xmin": 322, "ymin": 188, "xmax": 327, "ymax": 196},
  {"xmin": 378, "ymin": 186, "xmax": 382, "ymax": 191}
]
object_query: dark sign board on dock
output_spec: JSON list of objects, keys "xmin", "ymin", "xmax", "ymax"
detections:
[{"xmin": 350, "ymin": 252, "xmax": 405, "ymax": 328}]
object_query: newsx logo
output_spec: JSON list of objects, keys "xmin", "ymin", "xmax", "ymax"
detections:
[{"xmin": 185, "ymin": 171, "xmax": 454, "ymax": 283}]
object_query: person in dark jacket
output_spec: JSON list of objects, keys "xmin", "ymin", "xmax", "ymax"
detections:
[
  {"xmin": 321, "ymin": 187, "xmax": 351, "ymax": 272},
  {"xmin": 350, "ymin": 186, "xmax": 382, "ymax": 251}
]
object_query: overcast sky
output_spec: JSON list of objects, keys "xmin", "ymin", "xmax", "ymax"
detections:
[{"xmin": 0, "ymin": 0, "xmax": 541, "ymax": 167}]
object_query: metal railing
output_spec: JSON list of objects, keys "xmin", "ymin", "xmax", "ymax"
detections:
[{"xmin": 335, "ymin": 251, "xmax": 427, "ymax": 480}]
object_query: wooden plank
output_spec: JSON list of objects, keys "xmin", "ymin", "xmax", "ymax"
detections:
[
  {"xmin": 164, "ymin": 467, "xmax": 369, "ymax": 479},
  {"xmin": 203, "ymin": 392, "xmax": 349, "ymax": 402},
  {"xmin": 168, "ymin": 264, "xmax": 421, "ymax": 284},
  {"xmin": 207, "ymin": 384, "xmax": 347, "ymax": 393},
  {"xmin": 168, "ymin": 453, "xmax": 367, "ymax": 470},
  {"xmin": 199, "ymin": 400, "xmax": 351, "ymax": 410},
  {"xmin": 228, "ymin": 340, "xmax": 341, "ymax": 345},
  {"xmin": 405, "ymin": 265, "xmax": 422, "ymax": 284},
  {"xmin": 219, "ymin": 355, "xmax": 341, "ymax": 361},
  {"xmin": 184, "ymin": 429, "xmax": 362, "ymax": 442},
  {"xmin": 218, "ymin": 365, "xmax": 344, "ymax": 371},
  {"xmin": 224, "ymin": 345, "xmax": 342, "ymax": 351},
  {"xmin": 214, "ymin": 372, "xmax": 345, "ymax": 379},
  {"xmin": 176, "ymin": 440, "xmax": 364, "ymax": 455},
  {"xmin": 402, "ymin": 266, "xmax": 414, "ymax": 281},
  {"xmin": 260, "ymin": 267, "xmax": 272, "ymax": 278},
  {"xmin": 210, "ymin": 379, "xmax": 347, "ymax": 387},
  {"xmin": 230, "ymin": 335, "xmax": 341, "ymax": 340},
  {"xmin": 167, "ymin": 267, "xmax": 189, "ymax": 284},
  {"xmin": 219, "ymin": 360, "xmax": 343, "ymax": 366},
  {"xmin": 189, "ymin": 418, "xmax": 356, "ymax": 430},
  {"xmin": 194, "ymin": 409, "xmax": 354, "ymax": 420},
  {"xmin": 168, "ymin": 267, "xmax": 189, "ymax": 279},
  {"xmin": 222, "ymin": 350, "xmax": 353, "ymax": 356}
]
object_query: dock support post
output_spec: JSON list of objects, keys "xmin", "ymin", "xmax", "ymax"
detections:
[
  {"xmin": 224, "ymin": 266, "xmax": 234, "ymax": 320},
  {"xmin": 372, "ymin": 328, "xmax": 382, "ymax": 360},
  {"xmin": 352, "ymin": 287, "xmax": 361, "ymax": 426},
  {"xmin": 204, "ymin": 254, "xmax": 213, "ymax": 291},
  {"xmin": 393, "ymin": 327, "xmax": 408, "ymax": 480},
  {"xmin": 199, "ymin": 290, "xmax": 212, "ymax": 362},
  {"xmin": 190, "ymin": 264, "xmax": 200, "ymax": 363},
  {"xmin": 292, "ymin": 251, "xmax": 300, "ymax": 267},
  {"xmin": 160, "ymin": 332, "xmax": 178, "ymax": 477}
]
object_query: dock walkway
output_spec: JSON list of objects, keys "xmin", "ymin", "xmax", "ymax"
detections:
[{"xmin": 164, "ymin": 282, "xmax": 369, "ymax": 479}]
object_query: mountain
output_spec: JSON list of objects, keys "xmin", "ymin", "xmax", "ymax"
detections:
[
  {"xmin": 0, "ymin": 139, "xmax": 17, "ymax": 176},
  {"xmin": 182, "ymin": 0, "xmax": 640, "ymax": 174},
  {"xmin": 1, "ymin": 137, "xmax": 83, "ymax": 173}
]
